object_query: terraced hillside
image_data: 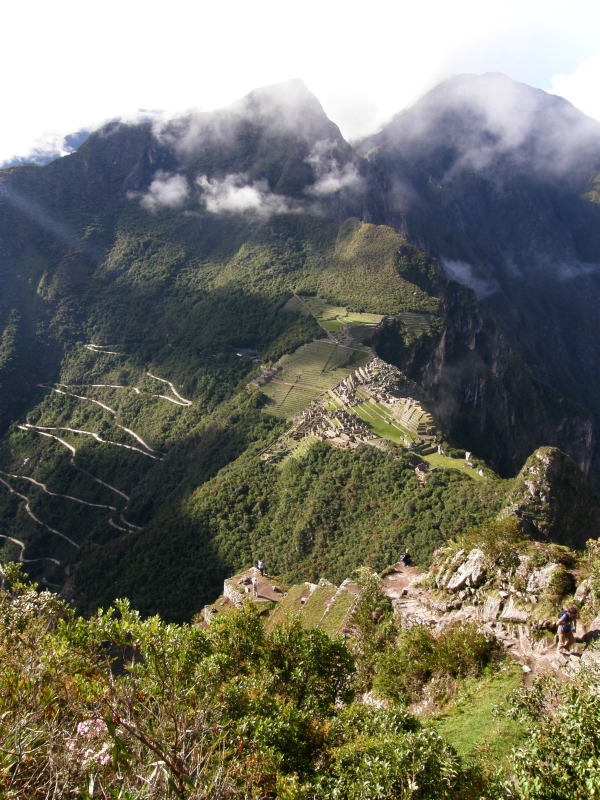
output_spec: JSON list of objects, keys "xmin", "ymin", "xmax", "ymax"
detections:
[{"xmin": 260, "ymin": 340, "xmax": 371, "ymax": 418}]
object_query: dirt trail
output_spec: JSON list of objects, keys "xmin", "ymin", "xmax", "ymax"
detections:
[
  {"xmin": 0, "ymin": 476, "xmax": 80, "ymax": 550},
  {"xmin": 25, "ymin": 423, "xmax": 161, "ymax": 460},
  {"xmin": 146, "ymin": 372, "xmax": 192, "ymax": 405},
  {"xmin": 0, "ymin": 470, "xmax": 117, "ymax": 511},
  {"xmin": 0, "ymin": 534, "xmax": 61, "ymax": 565},
  {"xmin": 380, "ymin": 562, "xmax": 586, "ymax": 680}
]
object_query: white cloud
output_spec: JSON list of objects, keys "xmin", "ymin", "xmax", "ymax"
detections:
[
  {"xmin": 550, "ymin": 54, "xmax": 600, "ymax": 122},
  {"xmin": 137, "ymin": 172, "xmax": 189, "ymax": 212},
  {"xmin": 197, "ymin": 174, "xmax": 294, "ymax": 216},
  {"xmin": 441, "ymin": 259, "xmax": 499, "ymax": 299},
  {"xmin": 1, "ymin": 1, "xmax": 600, "ymax": 164},
  {"xmin": 305, "ymin": 140, "xmax": 363, "ymax": 196}
]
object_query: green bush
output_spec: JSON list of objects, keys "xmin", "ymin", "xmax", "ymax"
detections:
[
  {"xmin": 501, "ymin": 667, "xmax": 600, "ymax": 799},
  {"xmin": 0, "ymin": 566, "xmax": 491, "ymax": 799},
  {"xmin": 373, "ymin": 623, "xmax": 498, "ymax": 707}
]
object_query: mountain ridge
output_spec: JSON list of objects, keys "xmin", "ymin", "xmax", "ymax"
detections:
[{"xmin": 1, "ymin": 74, "xmax": 600, "ymax": 617}]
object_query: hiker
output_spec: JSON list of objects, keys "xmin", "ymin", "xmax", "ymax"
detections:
[
  {"xmin": 251, "ymin": 577, "xmax": 259, "ymax": 597},
  {"xmin": 557, "ymin": 604, "xmax": 578, "ymax": 652},
  {"xmin": 258, "ymin": 559, "xmax": 265, "ymax": 577},
  {"xmin": 401, "ymin": 549, "xmax": 413, "ymax": 567}
]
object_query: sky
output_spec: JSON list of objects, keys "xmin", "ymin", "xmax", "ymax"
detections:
[{"xmin": 2, "ymin": 0, "xmax": 600, "ymax": 164}]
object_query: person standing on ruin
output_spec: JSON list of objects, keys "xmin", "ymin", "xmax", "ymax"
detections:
[
  {"xmin": 251, "ymin": 577, "xmax": 259, "ymax": 598},
  {"xmin": 258, "ymin": 559, "xmax": 265, "ymax": 577}
]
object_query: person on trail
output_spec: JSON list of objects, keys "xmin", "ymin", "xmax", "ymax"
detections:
[
  {"xmin": 251, "ymin": 577, "xmax": 259, "ymax": 598},
  {"xmin": 258, "ymin": 559, "xmax": 265, "ymax": 577},
  {"xmin": 557, "ymin": 604, "xmax": 578, "ymax": 652},
  {"xmin": 401, "ymin": 549, "xmax": 413, "ymax": 567}
]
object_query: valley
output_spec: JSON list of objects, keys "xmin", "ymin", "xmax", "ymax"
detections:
[
  {"xmin": 2, "ymin": 71, "xmax": 600, "ymax": 798},
  {"xmin": 0, "ymin": 74, "xmax": 599, "ymax": 627}
]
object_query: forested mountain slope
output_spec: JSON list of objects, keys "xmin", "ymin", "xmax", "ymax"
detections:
[{"xmin": 1, "ymin": 77, "xmax": 599, "ymax": 617}]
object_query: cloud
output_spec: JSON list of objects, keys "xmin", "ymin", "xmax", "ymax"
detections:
[
  {"xmin": 441, "ymin": 258, "xmax": 499, "ymax": 299},
  {"xmin": 136, "ymin": 171, "xmax": 189, "ymax": 212},
  {"xmin": 305, "ymin": 140, "xmax": 363, "ymax": 196},
  {"xmin": 550, "ymin": 54, "xmax": 600, "ymax": 124},
  {"xmin": 385, "ymin": 73, "xmax": 600, "ymax": 184},
  {"xmin": 197, "ymin": 173, "xmax": 294, "ymax": 216}
]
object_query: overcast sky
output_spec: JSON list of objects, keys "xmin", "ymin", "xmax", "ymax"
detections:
[{"xmin": 2, "ymin": 0, "xmax": 600, "ymax": 164}]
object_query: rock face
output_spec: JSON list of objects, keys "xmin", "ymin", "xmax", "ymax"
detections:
[
  {"xmin": 500, "ymin": 596, "xmax": 530, "ymax": 623},
  {"xmin": 360, "ymin": 72, "xmax": 600, "ymax": 488},
  {"xmin": 446, "ymin": 549, "xmax": 486, "ymax": 591},
  {"xmin": 482, "ymin": 594, "xmax": 503, "ymax": 621},
  {"xmin": 376, "ymin": 282, "xmax": 595, "ymax": 481},
  {"xmin": 526, "ymin": 564, "xmax": 561, "ymax": 594},
  {"xmin": 575, "ymin": 580, "xmax": 591, "ymax": 604}
]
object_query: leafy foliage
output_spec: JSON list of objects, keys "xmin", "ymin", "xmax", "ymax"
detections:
[
  {"xmin": 75, "ymin": 441, "xmax": 508, "ymax": 621},
  {"xmin": 501, "ymin": 668, "xmax": 600, "ymax": 799},
  {"xmin": 0, "ymin": 565, "xmax": 485, "ymax": 799}
]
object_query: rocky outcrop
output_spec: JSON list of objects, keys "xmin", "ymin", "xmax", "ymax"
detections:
[
  {"xmin": 445, "ymin": 549, "xmax": 486, "ymax": 591},
  {"xmin": 502, "ymin": 447, "xmax": 600, "ymax": 549}
]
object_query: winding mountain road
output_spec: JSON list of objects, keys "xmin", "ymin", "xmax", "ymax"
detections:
[
  {"xmin": 17, "ymin": 425, "xmax": 130, "ymax": 501},
  {"xmin": 84, "ymin": 344, "xmax": 123, "ymax": 355},
  {"xmin": 0, "ymin": 470, "xmax": 117, "ymax": 511},
  {"xmin": 3, "ymin": 352, "xmax": 193, "ymax": 561},
  {"xmin": 41, "ymin": 385, "xmax": 160, "ymax": 454},
  {"xmin": 25, "ymin": 423, "xmax": 162, "ymax": 460},
  {"xmin": 0, "ymin": 534, "xmax": 61, "ymax": 566},
  {"xmin": 146, "ymin": 372, "xmax": 193, "ymax": 405},
  {"xmin": 0, "ymin": 475, "xmax": 80, "ymax": 550}
]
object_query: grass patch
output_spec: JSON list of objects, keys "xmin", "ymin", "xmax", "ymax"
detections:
[
  {"xmin": 319, "ymin": 589, "xmax": 356, "ymax": 637},
  {"xmin": 354, "ymin": 403, "xmax": 409, "ymax": 446},
  {"xmin": 264, "ymin": 583, "xmax": 313, "ymax": 632},
  {"xmin": 433, "ymin": 664, "xmax": 525, "ymax": 765},
  {"xmin": 300, "ymin": 584, "xmax": 337, "ymax": 628},
  {"xmin": 261, "ymin": 341, "xmax": 371, "ymax": 418},
  {"xmin": 424, "ymin": 453, "xmax": 484, "ymax": 480},
  {"xmin": 321, "ymin": 319, "xmax": 344, "ymax": 332}
]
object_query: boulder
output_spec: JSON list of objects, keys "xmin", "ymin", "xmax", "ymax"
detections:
[
  {"xmin": 446, "ymin": 549, "xmax": 486, "ymax": 592},
  {"xmin": 526, "ymin": 563, "xmax": 560, "ymax": 594},
  {"xmin": 574, "ymin": 579, "xmax": 590, "ymax": 604},
  {"xmin": 500, "ymin": 596, "xmax": 531, "ymax": 623},
  {"xmin": 482, "ymin": 594, "xmax": 503, "ymax": 621},
  {"xmin": 515, "ymin": 555, "xmax": 532, "ymax": 582}
]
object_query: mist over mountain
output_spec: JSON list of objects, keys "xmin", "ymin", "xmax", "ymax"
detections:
[
  {"xmin": 359, "ymin": 73, "xmax": 600, "ymax": 477},
  {"xmin": 1, "ymin": 74, "xmax": 600, "ymax": 615}
]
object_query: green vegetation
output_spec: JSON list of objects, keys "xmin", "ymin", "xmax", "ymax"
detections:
[
  {"xmin": 499, "ymin": 668, "xmax": 600, "ymax": 798},
  {"xmin": 433, "ymin": 666, "xmax": 525, "ymax": 763},
  {"xmin": 260, "ymin": 340, "xmax": 371, "ymax": 418},
  {"xmin": 298, "ymin": 583, "xmax": 337, "ymax": 629},
  {"xmin": 73, "ymin": 441, "xmax": 509, "ymax": 621},
  {"xmin": 0, "ymin": 564, "xmax": 494, "ymax": 800}
]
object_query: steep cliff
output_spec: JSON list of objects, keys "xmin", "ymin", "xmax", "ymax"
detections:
[{"xmin": 376, "ymin": 274, "xmax": 595, "ymax": 479}]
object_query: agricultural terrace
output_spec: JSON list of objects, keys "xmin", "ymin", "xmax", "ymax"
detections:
[
  {"xmin": 395, "ymin": 311, "xmax": 432, "ymax": 338},
  {"xmin": 340, "ymin": 395, "xmax": 483, "ymax": 480},
  {"xmin": 286, "ymin": 295, "xmax": 384, "ymax": 334},
  {"xmin": 260, "ymin": 341, "xmax": 371, "ymax": 418}
]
